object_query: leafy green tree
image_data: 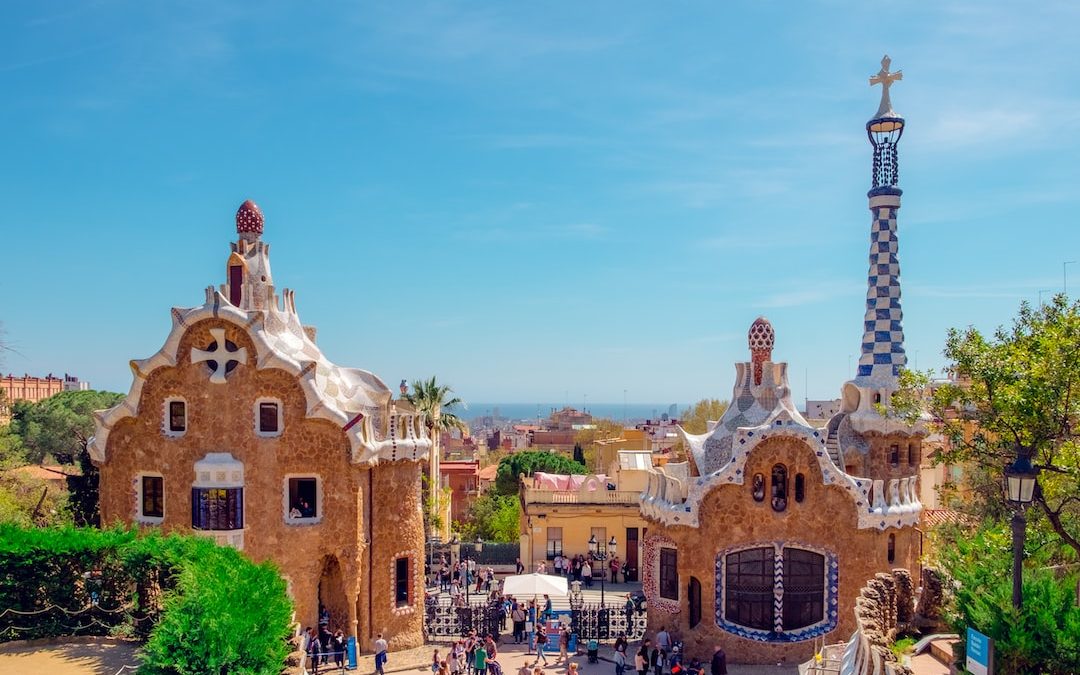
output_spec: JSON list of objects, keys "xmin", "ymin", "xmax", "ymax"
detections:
[
  {"xmin": 10, "ymin": 390, "xmax": 123, "ymax": 464},
  {"xmin": 679, "ymin": 398, "xmax": 730, "ymax": 434},
  {"xmin": 404, "ymin": 376, "xmax": 468, "ymax": 441},
  {"xmin": 8, "ymin": 390, "xmax": 123, "ymax": 527},
  {"xmin": 405, "ymin": 377, "xmax": 467, "ymax": 538},
  {"xmin": 493, "ymin": 450, "xmax": 587, "ymax": 496},
  {"xmin": 454, "ymin": 493, "xmax": 520, "ymax": 542},
  {"xmin": 925, "ymin": 296, "xmax": 1080, "ymax": 558}
]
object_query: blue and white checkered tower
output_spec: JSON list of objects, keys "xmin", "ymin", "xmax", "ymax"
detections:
[{"xmin": 842, "ymin": 56, "xmax": 910, "ymax": 431}]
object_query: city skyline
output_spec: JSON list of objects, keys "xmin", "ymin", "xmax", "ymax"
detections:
[{"xmin": 2, "ymin": 2, "xmax": 1079, "ymax": 404}]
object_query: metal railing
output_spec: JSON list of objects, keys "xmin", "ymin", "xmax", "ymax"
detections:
[
  {"xmin": 568, "ymin": 605, "xmax": 647, "ymax": 641},
  {"xmin": 523, "ymin": 489, "xmax": 641, "ymax": 505},
  {"xmin": 424, "ymin": 599, "xmax": 505, "ymax": 639}
]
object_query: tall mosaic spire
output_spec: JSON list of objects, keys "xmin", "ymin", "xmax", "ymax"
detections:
[{"xmin": 854, "ymin": 55, "xmax": 907, "ymax": 387}]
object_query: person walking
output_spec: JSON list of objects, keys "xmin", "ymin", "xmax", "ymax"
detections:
[
  {"xmin": 635, "ymin": 641, "xmax": 650, "ymax": 675},
  {"xmin": 614, "ymin": 648, "xmax": 626, "ymax": 675},
  {"xmin": 650, "ymin": 641, "xmax": 663, "ymax": 675},
  {"xmin": 305, "ymin": 627, "xmax": 322, "ymax": 674},
  {"xmin": 374, "ymin": 633, "xmax": 389, "ymax": 675},
  {"xmin": 709, "ymin": 646, "xmax": 727, "ymax": 675},
  {"xmin": 582, "ymin": 560, "xmax": 593, "ymax": 589},
  {"xmin": 533, "ymin": 630, "xmax": 549, "ymax": 666},
  {"xmin": 515, "ymin": 557, "xmax": 525, "ymax": 574},
  {"xmin": 656, "ymin": 626, "xmax": 672, "ymax": 667},
  {"xmin": 558, "ymin": 625, "xmax": 570, "ymax": 662}
]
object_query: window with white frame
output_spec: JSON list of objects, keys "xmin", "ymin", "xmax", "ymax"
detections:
[
  {"xmin": 255, "ymin": 398, "xmax": 283, "ymax": 437},
  {"xmin": 138, "ymin": 474, "xmax": 164, "ymax": 523},
  {"xmin": 164, "ymin": 398, "xmax": 187, "ymax": 437},
  {"xmin": 284, "ymin": 475, "xmax": 321, "ymax": 524}
]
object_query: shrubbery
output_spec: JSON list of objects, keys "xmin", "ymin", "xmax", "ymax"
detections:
[
  {"xmin": 0, "ymin": 525, "xmax": 293, "ymax": 674},
  {"xmin": 936, "ymin": 523, "xmax": 1080, "ymax": 674}
]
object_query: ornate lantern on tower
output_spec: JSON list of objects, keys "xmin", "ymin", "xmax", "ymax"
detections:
[{"xmin": 867, "ymin": 55, "xmax": 905, "ymax": 195}]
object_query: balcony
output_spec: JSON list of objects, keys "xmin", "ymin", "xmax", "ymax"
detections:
[{"xmin": 523, "ymin": 487, "xmax": 640, "ymax": 506}]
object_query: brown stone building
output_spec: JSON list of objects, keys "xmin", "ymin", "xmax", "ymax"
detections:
[
  {"xmin": 635, "ymin": 66, "xmax": 925, "ymax": 665},
  {"xmin": 89, "ymin": 201, "xmax": 432, "ymax": 651},
  {"xmin": 639, "ymin": 321, "xmax": 923, "ymax": 665}
]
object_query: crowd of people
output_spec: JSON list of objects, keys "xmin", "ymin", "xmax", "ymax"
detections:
[
  {"xmin": 301, "ymin": 605, "xmax": 352, "ymax": 674},
  {"xmin": 532, "ymin": 553, "xmax": 627, "ymax": 587},
  {"xmin": 433, "ymin": 555, "xmax": 500, "ymax": 606}
]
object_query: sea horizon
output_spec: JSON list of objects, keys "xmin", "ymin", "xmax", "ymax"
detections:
[{"xmin": 460, "ymin": 402, "xmax": 687, "ymax": 423}]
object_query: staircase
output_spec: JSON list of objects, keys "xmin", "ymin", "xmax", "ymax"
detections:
[{"xmin": 826, "ymin": 428, "xmax": 842, "ymax": 468}]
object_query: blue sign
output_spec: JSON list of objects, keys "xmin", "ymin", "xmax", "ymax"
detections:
[{"xmin": 966, "ymin": 626, "xmax": 993, "ymax": 675}]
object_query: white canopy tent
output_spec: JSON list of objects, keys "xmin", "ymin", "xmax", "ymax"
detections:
[{"xmin": 500, "ymin": 572, "xmax": 569, "ymax": 598}]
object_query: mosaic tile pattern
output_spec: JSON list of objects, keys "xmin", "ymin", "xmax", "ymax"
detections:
[{"xmin": 855, "ymin": 201, "xmax": 907, "ymax": 381}]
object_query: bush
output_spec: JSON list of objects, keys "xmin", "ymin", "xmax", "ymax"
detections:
[
  {"xmin": 938, "ymin": 523, "xmax": 1080, "ymax": 674},
  {"xmin": 0, "ymin": 524, "xmax": 293, "ymax": 674}
]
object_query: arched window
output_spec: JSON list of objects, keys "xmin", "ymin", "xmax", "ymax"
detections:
[
  {"xmin": 887, "ymin": 533, "xmax": 896, "ymax": 564},
  {"xmin": 688, "ymin": 576, "xmax": 702, "ymax": 628},
  {"xmin": 771, "ymin": 464, "xmax": 788, "ymax": 512},
  {"xmin": 794, "ymin": 473, "xmax": 805, "ymax": 503},
  {"xmin": 722, "ymin": 546, "xmax": 829, "ymax": 635},
  {"xmin": 751, "ymin": 473, "xmax": 765, "ymax": 502},
  {"xmin": 873, "ymin": 392, "xmax": 882, "ymax": 404},
  {"xmin": 889, "ymin": 444, "xmax": 899, "ymax": 466},
  {"xmin": 907, "ymin": 444, "xmax": 916, "ymax": 466}
]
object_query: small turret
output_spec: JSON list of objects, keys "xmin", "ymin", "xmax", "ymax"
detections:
[
  {"xmin": 236, "ymin": 199, "xmax": 264, "ymax": 242},
  {"xmin": 224, "ymin": 200, "xmax": 275, "ymax": 311},
  {"xmin": 748, "ymin": 317, "xmax": 775, "ymax": 386}
]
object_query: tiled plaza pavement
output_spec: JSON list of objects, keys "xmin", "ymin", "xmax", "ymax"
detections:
[{"xmin": 332, "ymin": 639, "xmax": 799, "ymax": 675}]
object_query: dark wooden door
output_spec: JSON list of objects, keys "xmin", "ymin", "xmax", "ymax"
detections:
[{"xmin": 625, "ymin": 527, "xmax": 639, "ymax": 581}]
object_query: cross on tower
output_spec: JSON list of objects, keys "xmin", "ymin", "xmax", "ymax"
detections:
[
  {"xmin": 191, "ymin": 328, "xmax": 248, "ymax": 384},
  {"xmin": 869, "ymin": 54, "xmax": 903, "ymax": 118}
]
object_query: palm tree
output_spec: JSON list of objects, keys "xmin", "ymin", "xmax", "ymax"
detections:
[{"xmin": 405, "ymin": 377, "xmax": 468, "ymax": 539}]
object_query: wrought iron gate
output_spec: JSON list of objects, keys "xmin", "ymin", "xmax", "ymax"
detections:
[
  {"xmin": 569, "ymin": 604, "xmax": 647, "ymax": 641},
  {"xmin": 425, "ymin": 599, "xmax": 505, "ymax": 639}
]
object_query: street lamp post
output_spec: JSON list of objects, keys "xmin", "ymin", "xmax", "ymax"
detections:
[
  {"xmin": 1005, "ymin": 446, "xmax": 1039, "ymax": 609},
  {"xmin": 588, "ymin": 534, "xmax": 618, "ymax": 607}
]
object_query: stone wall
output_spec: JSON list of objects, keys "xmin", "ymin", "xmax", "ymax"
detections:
[
  {"xmin": 643, "ymin": 436, "xmax": 920, "ymax": 665},
  {"xmin": 97, "ymin": 318, "xmax": 425, "ymax": 653},
  {"xmin": 365, "ymin": 460, "xmax": 425, "ymax": 652},
  {"xmin": 834, "ymin": 567, "xmax": 946, "ymax": 675}
]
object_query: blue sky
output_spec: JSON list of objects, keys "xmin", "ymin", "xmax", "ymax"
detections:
[{"xmin": 2, "ymin": 2, "xmax": 1079, "ymax": 408}]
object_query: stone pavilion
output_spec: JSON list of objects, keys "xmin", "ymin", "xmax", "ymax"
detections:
[
  {"xmin": 637, "ymin": 57, "xmax": 925, "ymax": 665},
  {"xmin": 89, "ymin": 201, "xmax": 433, "ymax": 651}
]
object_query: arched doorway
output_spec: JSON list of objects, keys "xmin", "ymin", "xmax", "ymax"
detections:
[{"xmin": 317, "ymin": 555, "xmax": 349, "ymax": 633}]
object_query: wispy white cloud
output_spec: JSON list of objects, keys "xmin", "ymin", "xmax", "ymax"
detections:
[
  {"xmin": 367, "ymin": 4, "xmax": 624, "ymax": 64},
  {"xmin": 758, "ymin": 281, "xmax": 862, "ymax": 308},
  {"xmin": 457, "ymin": 222, "xmax": 611, "ymax": 243}
]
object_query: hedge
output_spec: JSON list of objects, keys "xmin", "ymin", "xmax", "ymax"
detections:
[{"xmin": 0, "ymin": 525, "xmax": 293, "ymax": 674}]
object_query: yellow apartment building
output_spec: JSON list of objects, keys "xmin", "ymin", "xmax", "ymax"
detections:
[{"xmin": 518, "ymin": 451, "xmax": 652, "ymax": 582}]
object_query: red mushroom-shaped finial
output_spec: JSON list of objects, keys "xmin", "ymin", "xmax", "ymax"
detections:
[
  {"xmin": 748, "ymin": 317, "xmax": 775, "ymax": 385},
  {"xmin": 235, "ymin": 199, "xmax": 264, "ymax": 237}
]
